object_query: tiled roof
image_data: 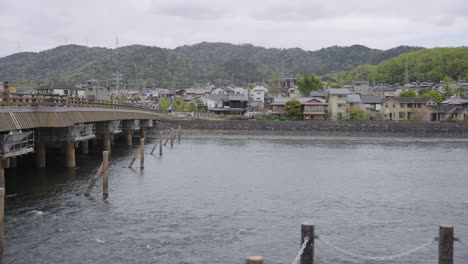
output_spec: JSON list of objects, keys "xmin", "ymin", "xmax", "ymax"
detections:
[
  {"xmin": 361, "ymin": 95, "xmax": 382, "ymax": 104},
  {"xmin": 328, "ymin": 88, "xmax": 351, "ymax": 95},
  {"xmin": 385, "ymin": 97, "xmax": 432, "ymax": 103}
]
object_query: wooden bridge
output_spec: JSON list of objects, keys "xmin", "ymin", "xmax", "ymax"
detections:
[{"xmin": 0, "ymin": 91, "xmax": 159, "ymax": 168}]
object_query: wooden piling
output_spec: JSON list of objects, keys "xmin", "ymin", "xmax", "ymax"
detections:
[
  {"xmin": 150, "ymin": 141, "xmax": 158, "ymax": 155},
  {"xmin": 84, "ymin": 162, "xmax": 104, "ymax": 195},
  {"xmin": 178, "ymin": 125, "xmax": 181, "ymax": 143},
  {"xmin": 163, "ymin": 129, "xmax": 171, "ymax": 146},
  {"xmin": 159, "ymin": 131, "xmax": 163, "ymax": 156},
  {"xmin": 170, "ymin": 128, "xmax": 174, "ymax": 147},
  {"xmin": 140, "ymin": 138, "xmax": 145, "ymax": 169},
  {"xmin": 102, "ymin": 151, "xmax": 109, "ymax": 198},
  {"xmin": 128, "ymin": 146, "xmax": 140, "ymax": 168},
  {"xmin": 245, "ymin": 256, "xmax": 263, "ymax": 264},
  {"xmin": 439, "ymin": 225, "xmax": 454, "ymax": 264},
  {"xmin": 301, "ymin": 223, "xmax": 314, "ymax": 264},
  {"xmin": 0, "ymin": 160, "xmax": 4, "ymax": 264}
]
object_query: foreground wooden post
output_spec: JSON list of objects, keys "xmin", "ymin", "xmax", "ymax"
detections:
[
  {"xmin": 301, "ymin": 223, "xmax": 314, "ymax": 264},
  {"xmin": 159, "ymin": 131, "xmax": 163, "ymax": 156},
  {"xmin": 245, "ymin": 256, "xmax": 263, "ymax": 264},
  {"xmin": 0, "ymin": 160, "xmax": 4, "ymax": 264},
  {"xmin": 439, "ymin": 225, "xmax": 454, "ymax": 264},
  {"xmin": 102, "ymin": 151, "xmax": 109, "ymax": 198},
  {"xmin": 140, "ymin": 138, "xmax": 145, "ymax": 169},
  {"xmin": 170, "ymin": 128, "xmax": 174, "ymax": 147}
]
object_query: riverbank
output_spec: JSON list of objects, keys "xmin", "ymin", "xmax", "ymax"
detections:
[{"xmin": 154, "ymin": 119, "xmax": 468, "ymax": 139}]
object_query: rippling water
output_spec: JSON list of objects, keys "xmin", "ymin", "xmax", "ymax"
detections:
[{"xmin": 4, "ymin": 137, "xmax": 468, "ymax": 263}]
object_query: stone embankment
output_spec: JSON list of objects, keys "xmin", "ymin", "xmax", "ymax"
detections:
[{"xmin": 153, "ymin": 119, "xmax": 468, "ymax": 138}]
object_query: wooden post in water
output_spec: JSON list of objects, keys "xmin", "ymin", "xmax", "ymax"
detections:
[
  {"xmin": 0, "ymin": 160, "xmax": 4, "ymax": 264},
  {"xmin": 102, "ymin": 151, "xmax": 109, "ymax": 198},
  {"xmin": 159, "ymin": 131, "xmax": 163, "ymax": 156},
  {"xmin": 163, "ymin": 129, "xmax": 171, "ymax": 146},
  {"xmin": 439, "ymin": 225, "xmax": 454, "ymax": 264},
  {"xmin": 178, "ymin": 125, "xmax": 181, "ymax": 143},
  {"xmin": 140, "ymin": 138, "xmax": 145, "ymax": 169},
  {"xmin": 170, "ymin": 128, "xmax": 174, "ymax": 147},
  {"xmin": 301, "ymin": 223, "xmax": 314, "ymax": 264},
  {"xmin": 245, "ymin": 256, "xmax": 263, "ymax": 264},
  {"xmin": 84, "ymin": 162, "xmax": 104, "ymax": 196}
]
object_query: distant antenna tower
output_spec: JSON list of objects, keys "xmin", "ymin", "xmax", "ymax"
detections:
[
  {"xmin": 115, "ymin": 36, "xmax": 119, "ymax": 48},
  {"xmin": 85, "ymin": 36, "xmax": 88, "ymax": 46}
]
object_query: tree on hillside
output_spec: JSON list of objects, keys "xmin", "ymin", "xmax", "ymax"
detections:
[
  {"xmin": 269, "ymin": 71, "xmax": 282, "ymax": 95},
  {"xmin": 297, "ymin": 73, "xmax": 323, "ymax": 96},
  {"xmin": 400, "ymin": 89, "xmax": 417, "ymax": 97},
  {"xmin": 285, "ymin": 99, "xmax": 302, "ymax": 119},
  {"xmin": 158, "ymin": 97, "xmax": 171, "ymax": 111},
  {"xmin": 419, "ymin": 90, "xmax": 445, "ymax": 102}
]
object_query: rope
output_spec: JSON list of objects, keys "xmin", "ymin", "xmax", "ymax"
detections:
[
  {"xmin": 316, "ymin": 236, "xmax": 437, "ymax": 261},
  {"xmin": 292, "ymin": 236, "xmax": 309, "ymax": 264}
]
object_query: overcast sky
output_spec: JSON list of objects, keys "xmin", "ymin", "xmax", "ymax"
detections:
[{"xmin": 0, "ymin": 0, "xmax": 467, "ymax": 57}]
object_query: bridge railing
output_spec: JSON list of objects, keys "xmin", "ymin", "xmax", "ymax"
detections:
[{"xmin": 0, "ymin": 91, "xmax": 157, "ymax": 113}]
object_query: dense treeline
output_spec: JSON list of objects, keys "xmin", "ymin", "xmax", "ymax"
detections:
[
  {"xmin": 327, "ymin": 47, "xmax": 468, "ymax": 84},
  {"xmin": 0, "ymin": 42, "xmax": 420, "ymax": 87}
]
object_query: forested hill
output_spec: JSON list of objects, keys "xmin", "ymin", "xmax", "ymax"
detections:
[
  {"xmin": 330, "ymin": 47, "xmax": 468, "ymax": 84},
  {"xmin": 0, "ymin": 42, "xmax": 421, "ymax": 87}
]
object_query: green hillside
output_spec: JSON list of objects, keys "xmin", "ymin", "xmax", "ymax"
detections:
[
  {"xmin": 328, "ymin": 47, "xmax": 468, "ymax": 84},
  {"xmin": 0, "ymin": 43, "xmax": 422, "ymax": 87}
]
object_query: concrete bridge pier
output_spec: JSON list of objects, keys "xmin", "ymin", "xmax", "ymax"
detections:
[
  {"xmin": 35, "ymin": 143, "xmax": 46, "ymax": 168},
  {"xmin": 64, "ymin": 142, "xmax": 76, "ymax": 168},
  {"xmin": 110, "ymin": 133, "xmax": 115, "ymax": 145},
  {"xmin": 125, "ymin": 129, "xmax": 134, "ymax": 146},
  {"xmin": 80, "ymin": 140, "xmax": 89, "ymax": 155},
  {"xmin": 103, "ymin": 133, "xmax": 111, "ymax": 152},
  {"xmin": 139, "ymin": 120, "xmax": 153, "ymax": 139},
  {"xmin": 140, "ymin": 128, "xmax": 147, "ymax": 139}
]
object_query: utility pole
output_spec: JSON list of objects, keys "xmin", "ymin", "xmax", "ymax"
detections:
[{"xmin": 404, "ymin": 55, "xmax": 409, "ymax": 84}]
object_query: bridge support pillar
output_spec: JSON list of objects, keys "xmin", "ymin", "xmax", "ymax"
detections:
[
  {"xmin": 125, "ymin": 129, "xmax": 134, "ymax": 146},
  {"xmin": 9, "ymin": 157, "xmax": 16, "ymax": 168},
  {"xmin": 0, "ymin": 160, "xmax": 8, "ymax": 170},
  {"xmin": 80, "ymin": 140, "xmax": 89, "ymax": 155},
  {"xmin": 64, "ymin": 142, "xmax": 76, "ymax": 168},
  {"xmin": 110, "ymin": 133, "xmax": 115, "ymax": 145},
  {"xmin": 103, "ymin": 133, "xmax": 111, "ymax": 152},
  {"xmin": 36, "ymin": 143, "xmax": 46, "ymax": 168},
  {"xmin": 140, "ymin": 127, "xmax": 147, "ymax": 139},
  {"xmin": 0, "ymin": 157, "xmax": 4, "ymax": 264}
]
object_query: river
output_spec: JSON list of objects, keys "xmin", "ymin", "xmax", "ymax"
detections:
[{"xmin": 4, "ymin": 137, "xmax": 468, "ymax": 263}]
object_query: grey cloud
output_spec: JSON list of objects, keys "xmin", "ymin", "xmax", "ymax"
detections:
[{"xmin": 0, "ymin": 0, "xmax": 467, "ymax": 57}]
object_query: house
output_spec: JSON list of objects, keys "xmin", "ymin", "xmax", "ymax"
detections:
[
  {"xmin": 422, "ymin": 105, "xmax": 468, "ymax": 122},
  {"xmin": 212, "ymin": 95, "xmax": 248, "ymax": 115},
  {"xmin": 36, "ymin": 84, "xmax": 86, "ymax": 97},
  {"xmin": 185, "ymin": 88, "xmax": 212, "ymax": 96},
  {"xmin": 271, "ymin": 97, "xmax": 327, "ymax": 121},
  {"xmin": 381, "ymin": 97, "xmax": 438, "ymax": 121},
  {"xmin": 361, "ymin": 95, "xmax": 382, "ymax": 111},
  {"xmin": 309, "ymin": 91, "xmax": 327, "ymax": 99},
  {"xmin": 371, "ymin": 85, "xmax": 400, "ymax": 98},
  {"xmin": 248, "ymin": 101, "xmax": 264, "ymax": 112},
  {"xmin": 441, "ymin": 98, "xmax": 468, "ymax": 106},
  {"xmin": 326, "ymin": 88, "xmax": 351, "ymax": 120},
  {"xmin": 250, "ymin": 84, "xmax": 269, "ymax": 103},
  {"xmin": 200, "ymin": 95, "xmax": 225, "ymax": 110},
  {"xmin": 288, "ymin": 86, "xmax": 299, "ymax": 98},
  {"xmin": 346, "ymin": 94, "xmax": 363, "ymax": 111},
  {"xmin": 352, "ymin": 80, "xmax": 370, "ymax": 94},
  {"xmin": 231, "ymin": 87, "xmax": 246, "ymax": 95},
  {"xmin": 79, "ymin": 79, "xmax": 112, "ymax": 101},
  {"xmin": 211, "ymin": 86, "xmax": 233, "ymax": 95}
]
